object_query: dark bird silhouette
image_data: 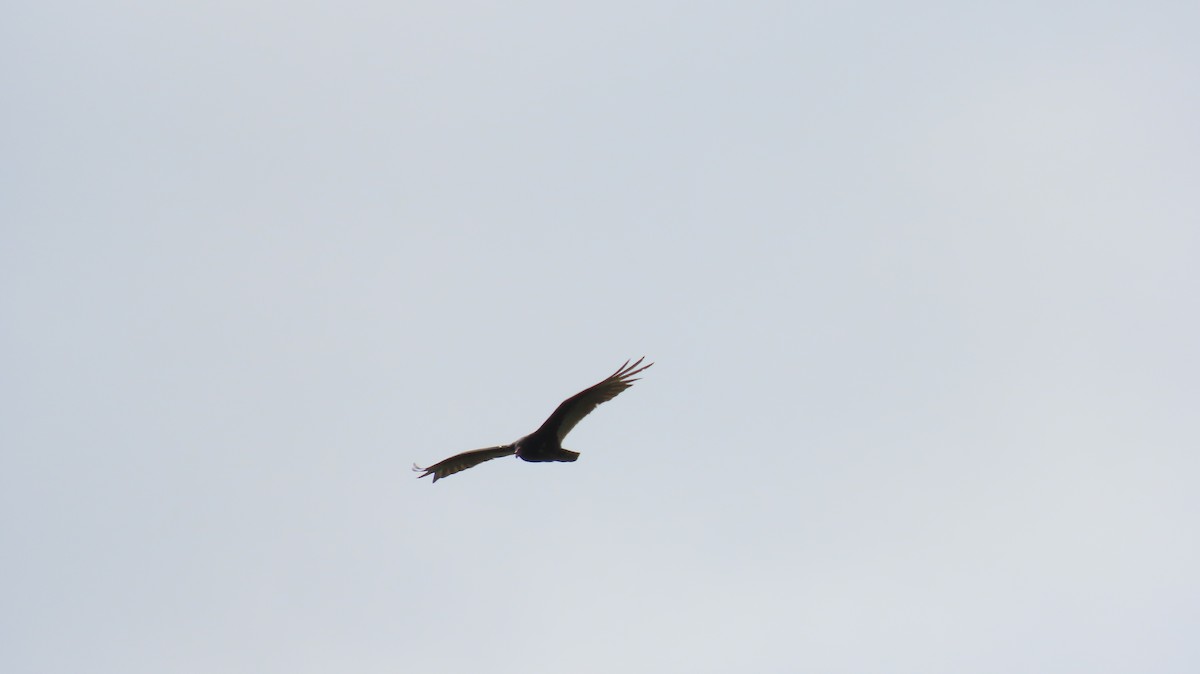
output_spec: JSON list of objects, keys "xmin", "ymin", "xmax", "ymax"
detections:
[{"xmin": 413, "ymin": 358, "xmax": 652, "ymax": 483}]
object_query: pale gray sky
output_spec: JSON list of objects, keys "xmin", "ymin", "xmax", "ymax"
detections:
[{"xmin": 3, "ymin": 2, "xmax": 1198, "ymax": 672}]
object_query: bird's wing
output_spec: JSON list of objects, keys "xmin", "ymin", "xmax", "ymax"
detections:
[
  {"xmin": 413, "ymin": 445, "xmax": 515, "ymax": 483},
  {"xmin": 533, "ymin": 357, "xmax": 653, "ymax": 443}
]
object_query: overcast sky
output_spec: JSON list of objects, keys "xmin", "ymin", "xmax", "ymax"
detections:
[{"xmin": 4, "ymin": 2, "xmax": 1198, "ymax": 673}]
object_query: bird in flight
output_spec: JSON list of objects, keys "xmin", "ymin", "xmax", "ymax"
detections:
[{"xmin": 413, "ymin": 358, "xmax": 652, "ymax": 483}]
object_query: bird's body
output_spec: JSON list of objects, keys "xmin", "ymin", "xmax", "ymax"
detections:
[
  {"xmin": 414, "ymin": 358, "xmax": 651, "ymax": 482},
  {"xmin": 513, "ymin": 433, "xmax": 579, "ymax": 463}
]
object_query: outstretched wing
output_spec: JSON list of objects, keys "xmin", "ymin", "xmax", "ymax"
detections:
[
  {"xmin": 533, "ymin": 357, "xmax": 653, "ymax": 443},
  {"xmin": 413, "ymin": 445, "xmax": 515, "ymax": 483}
]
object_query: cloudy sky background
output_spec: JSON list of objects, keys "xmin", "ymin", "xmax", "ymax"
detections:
[{"xmin": 4, "ymin": 2, "xmax": 1198, "ymax": 672}]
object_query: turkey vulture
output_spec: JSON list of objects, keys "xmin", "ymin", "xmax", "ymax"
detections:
[{"xmin": 413, "ymin": 358, "xmax": 652, "ymax": 482}]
